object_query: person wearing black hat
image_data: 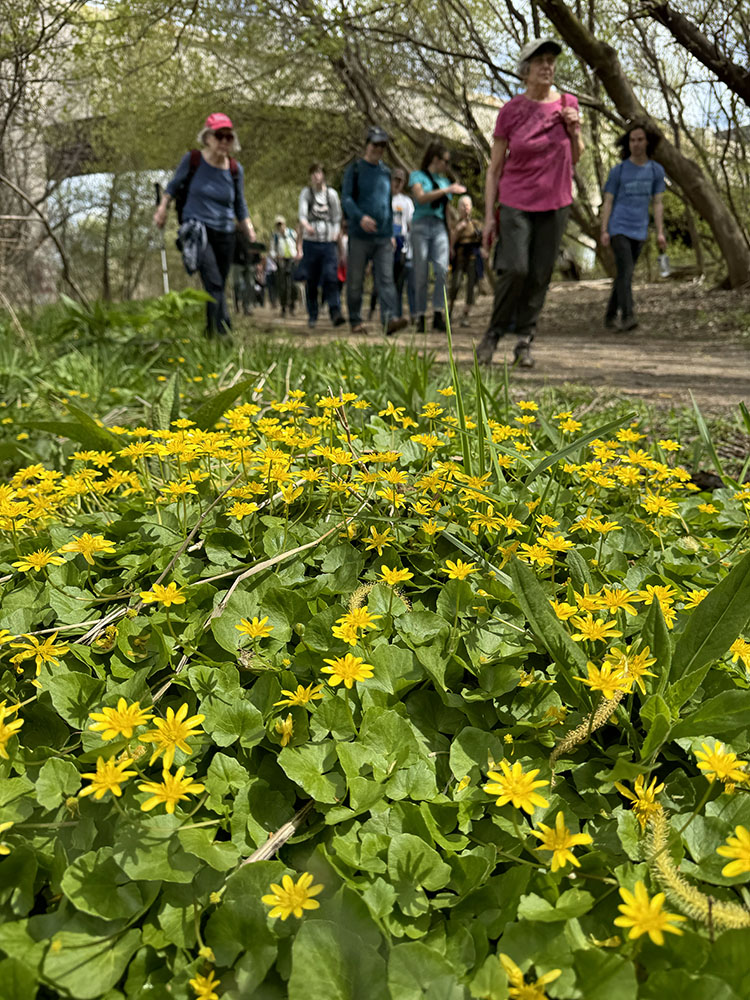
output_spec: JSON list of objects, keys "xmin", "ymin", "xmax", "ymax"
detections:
[
  {"xmin": 476, "ymin": 38, "xmax": 583, "ymax": 368},
  {"xmin": 341, "ymin": 127, "xmax": 409, "ymax": 336}
]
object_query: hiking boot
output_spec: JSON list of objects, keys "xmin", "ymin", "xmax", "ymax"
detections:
[
  {"xmin": 386, "ymin": 317, "xmax": 409, "ymax": 336},
  {"xmin": 475, "ymin": 331, "xmax": 498, "ymax": 365},
  {"xmin": 307, "ymin": 318, "xmax": 317, "ymax": 329},
  {"xmin": 620, "ymin": 315, "xmax": 638, "ymax": 331},
  {"xmin": 331, "ymin": 310, "xmax": 346, "ymax": 327},
  {"xmin": 433, "ymin": 311, "xmax": 446, "ymax": 332},
  {"xmin": 513, "ymin": 340, "xmax": 534, "ymax": 368},
  {"xmin": 604, "ymin": 315, "xmax": 617, "ymax": 329},
  {"xmin": 415, "ymin": 315, "xmax": 427, "ymax": 333}
]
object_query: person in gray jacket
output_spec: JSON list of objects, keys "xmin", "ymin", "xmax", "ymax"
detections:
[{"xmin": 297, "ymin": 163, "xmax": 345, "ymax": 329}]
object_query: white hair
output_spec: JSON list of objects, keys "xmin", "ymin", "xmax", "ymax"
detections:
[
  {"xmin": 197, "ymin": 127, "xmax": 241, "ymax": 154},
  {"xmin": 458, "ymin": 194, "xmax": 472, "ymax": 210}
]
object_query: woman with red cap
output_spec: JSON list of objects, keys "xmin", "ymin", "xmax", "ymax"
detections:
[{"xmin": 154, "ymin": 113, "xmax": 256, "ymax": 337}]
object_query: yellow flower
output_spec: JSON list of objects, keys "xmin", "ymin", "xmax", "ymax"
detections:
[
  {"xmin": 549, "ymin": 599, "xmax": 578, "ymax": 621},
  {"xmin": 89, "ymin": 699, "xmax": 153, "ymax": 740},
  {"xmin": 600, "ymin": 587, "xmax": 643, "ymax": 616},
  {"xmin": 336, "ymin": 607, "xmax": 381, "ymax": 634},
  {"xmin": 614, "ymin": 880, "xmax": 686, "ymax": 944},
  {"xmin": 11, "ymin": 632, "xmax": 70, "ymax": 675},
  {"xmin": 683, "ymin": 588, "xmax": 708, "ymax": 608},
  {"xmin": 12, "ymin": 549, "xmax": 66, "ymax": 572},
  {"xmin": 261, "ymin": 872, "xmax": 323, "ymax": 920},
  {"xmin": 79, "ymin": 756, "xmax": 138, "ymax": 800},
  {"xmin": 569, "ymin": 614, "xmax": 622, "ymax": 643},
  {"xmin": 138, "ymin": 765, "xmax": 205, "ymax": 814},
  {"xmin": 274, "ymin": 684, "xmax": 324, "ymax": 708},
  {"xmin": 443, "ymin": 559, "xmax": 478, "ymax": 580},
  {"xmin": 530, "ymin": 811, "xmax": 592, "ymax": 871},
  {"xmin": 364, "ymin": 526, "xmax": 394, "ymax": 555},
  {"xmin": 59, "ymin": 533, "xmax": 116, "ymax": 565},
  {"xmin": 642, "ymin": 494, "xmax": 679, "ymax": 517},
  {"xmin": 139, "ymin": 582, "xmax": 186, "ymax": 607},
  {"xmin": 139, "ymin": 703, "xmax": 205, "ymax": 768},
  {"xmin": 379, "ymin": 565, "xmax": 414, "ymax": 585},
  {"xmin": 573, "ymin": 584, "xmax": 606, "ymax": 611},
  {"xmin": 321, "ymin": 653, "xmax": 374, "ymax": 688},
  {"xmin": 331, "ymin": 622, "xmax": 359, "ymax": 646},
  {"xmin": 518, "ymin": 543, "xmax": 554, "ymax": 567},
  {"xmin": 574, "ymin": 660, "xmax": 630, "ymax": 700},
  {"xmin": 0, "ymin": 702, "xmax": 24, "ymax": 760},
  {"xmin": 499, "ymin": 954, "xmax": 561, "ymax": 1000},
  {"xmin": 695, "ymin": 741, "xmax": 748, "ymax": 786},
  {"xmin": 696, "ymin": 503, "xmax": 717, "ymax": 514},
  {"xmin": 729, "ymin": 638, "xmax": 750, "ymax": 670},
  {"xmin": 483, "ymin": 759, "xmax": 549, "ymax": 815},
  {"xmin": 236, "ymin": 616, "xmax": 274, "ymax": 639},
  {"xmin": 604, "ymin": 645, "xmax": 657, "ymax": 695},
  {"xmin": 275, "ymin": 713, "xmax": 294, "ymax": 747},
  {"xmin": 614, "ymin": 774, "xmax": 665, "ymax": 830},
  {"xmin": 0, "ymin": 820, "xmax": 13, "ymax": 856},
  {"xmin": 189, "ymin": 969, "xmax": 220, "ymax": 1000},
  {"xmin": 716, "ymin": 825, "xmax": 750, "ymax": 877}
]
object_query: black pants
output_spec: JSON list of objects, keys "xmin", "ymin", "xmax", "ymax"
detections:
[
  {"xmin": 199, "ymin": 227, "xmax": 235, "ymax": 336},
  {"xmin": 606, "ymin": 235, "xmax": 644, "ymax": 322},
  {"xmin": 486, "ymin": 204, "xmax": 570, "ymax": 344},
  {"xmin": 277, "ymin": 258, "xmax": 297, "ymax": 313},
  {"xmin": 449, "ymin": 246, "xmax": 479, "ymax": 312}
]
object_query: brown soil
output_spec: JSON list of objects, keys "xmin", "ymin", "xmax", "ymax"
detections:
[{"xmin": 246, "ymin": 279, "xmax": 750, "ymax": 414}]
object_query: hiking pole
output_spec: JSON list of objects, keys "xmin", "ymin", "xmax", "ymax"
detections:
[{"xmin": 154, "ymin": 182, "xmax": 170, "ymax": 294}]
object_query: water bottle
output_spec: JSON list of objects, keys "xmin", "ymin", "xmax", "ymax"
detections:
[{"xmin": 658, "ymin": 253, "xmax": 671, "ymax": 278}]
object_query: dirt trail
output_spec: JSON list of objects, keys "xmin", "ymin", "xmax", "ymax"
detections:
[{"xmin": 247, "ymin": 279, "xmax": 750, "ymax": 413}]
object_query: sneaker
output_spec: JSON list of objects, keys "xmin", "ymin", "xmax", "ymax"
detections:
[
  {"xmin": 513, "ymin": 340, "xmax": 534, "ymax": 368},
  {"xmin": 475, "ymin": 331, "xmax": 498, "ymax": 365},
  {"xmin": 351, "ymin": 323, "xmax": 368, "ymax": 334},
  {"xmin": 415, "ymin": 315, "xmax": 427, "ymax": 333},
  {"xmin": 386, "ymin": 317, "xmax": 409, "ymax": 337},
  {"xmin": 433, "ymin": 311, "xmax": 446, "ymax": 332},
  {"xmin": 620, "ymin": 316, "xmax": 638, "ymax": 331},
  {"xmin": 331, "ymin": 310, "xmax": 346, "ymax": 327},
  {"xmin": 308, "ymin": 318, "xmax": 317, "ymax": 329}
]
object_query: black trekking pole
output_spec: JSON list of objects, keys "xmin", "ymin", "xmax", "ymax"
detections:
[{"xmin": 154, "ymin": 182, "xmax": 170, "ymax": 295}]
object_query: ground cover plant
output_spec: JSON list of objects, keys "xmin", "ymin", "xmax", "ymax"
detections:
[{"xmin": 1, "ymin": 300, "xmax": 750, "ymax": 998}]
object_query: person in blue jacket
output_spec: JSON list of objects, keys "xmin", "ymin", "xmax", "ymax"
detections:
[
  {"xmin": 600, "ymin": 124, "xmax": 666, "ymax": 331},
  {"xmin": 154, "ymin": 113, "xmax": 256, "ymax": 337},
  {"xmin": 341, "ymin": 126, "xmax": 408, "ymax": 336}
]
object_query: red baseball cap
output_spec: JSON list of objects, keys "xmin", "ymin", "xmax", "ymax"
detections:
[{"xmin": 205, "ymin": 113, "xmax": 234, "ymax": 132}]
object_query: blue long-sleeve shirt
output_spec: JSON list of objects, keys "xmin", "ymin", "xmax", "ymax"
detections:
[
  {"xmin": 166, "ymin": 152, "xmax": 248, "ymax": 232},
  {"xmin": 341, "ymin": 159, "xmax": 393, "ymax": 239}
]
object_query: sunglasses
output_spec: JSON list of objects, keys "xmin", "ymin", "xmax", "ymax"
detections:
[
  {"xmin": 213, "ymin": 131, "xmax": 234, "ymax": 141},
  {"xmin": 370, "ymin": 141, "xmax": 387, "ymax": 148}
]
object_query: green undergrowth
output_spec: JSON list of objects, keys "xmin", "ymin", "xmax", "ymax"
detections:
[{"xmin": 0, "ymin": 294, "xmax": 749, "ymax": 998}]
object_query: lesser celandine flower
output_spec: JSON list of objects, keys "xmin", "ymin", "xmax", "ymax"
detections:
[
  {"xmin": 729, "ymin": 637, "xmax": 750, "ymax": 669},
  {"xmin": 235, "ymin": 616, "xmax": 274, "ymax": 639},
  {"xmin": 262, "ymin": 872, "xmax": 323, "ymax": 919},
  {"xmin": 274, "ymin": 684, "xmax": 323, "ymax": 708},
  {"xmin": 574, "ymin": 661, "xmax": 630, "ymax": 700},
  {"xmin": 569, "ymin": 614, "xmax": 622, "ymax": 643},
  {"xmin": 614, "ymin": 774, "xmax": 664, "ymax": 830},
  {"xmin": 695, "ymin": 741, "xmax": 748, "ymax": 786},
  {"xmin": 499, "ymin": 954, "xmax": 560, "ymax": 1000},
  {"xmin": 138, "ymin": 766, "xmax": 205, "ymax": 814},
  {"xmin": 59, "ymin": 533, "xmax": 116, "ymax": 564},
  {"xmin": 274, "ymin": 714, "xmax": 294, "ymax": 747},
  {"xmin": 530, "ymin": 811, "xmax": 593, "ymax": 871},
  {"xmin": 11, "ymin": 632, "xmax": 69, "ymax": 675},
  {"xmin": 321, "ymin": 653, "xmax": 374, "ymax": 688},
  {"xmin": 0, "ymin": 821, "xmax": 13, "ymax": 856},
  {"xmin": 614, "ymin": 881, "xmax": 686, "ymax": 944},
  {"xmin": 0, "ymin": 702, "xmax": 23, "ymax": 760},
  {"xmin": 379, "ymin": 565, "xmax": 413, "ymax": 585},
  {"xmin": 139, "ymin": 582, "xmax": 186, "ymax": 607},
  {"xmin": 443, "ymin": 559, "xmax": 478, "ymax": 580},
  {"xmin": 716, "ymin": 825, "xmax": 750, "ymax": 877},
  {"xmin": 189, "ymin": 969, "xmax": 220, "ymax": 1000},
  {"xmin": 484, "ymin": 759, "xmax": 549, "ymax": 815},
  {"xmin": 79, "ymin": 756, "xmax": 137, "ymax": 800},
  {"xmin": 12, "ymin": 549, "xmax": 65, "ymax": 573},
  {"xmin": 89, "ymin": 699, "xmax": 153, "ymax": 740},
  {"xmin": 139, "ymin": 703, "xmax": 205, "ymax": 768}
]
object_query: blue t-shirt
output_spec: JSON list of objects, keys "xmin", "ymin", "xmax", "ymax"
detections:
[
  {"xmin": 341, "ymin": 159, "xmax": 393, "ymax": 239},
  {"xmin": 409, "ymin": 170, "xmax": 451, "ymax": 221},
  {"xmin": 166, "ymin": 152, "xmax": 249, "ymax": 233},
  {"xmin": 605, "ymin": 159, "xmax": 665, "ymax": 241}
]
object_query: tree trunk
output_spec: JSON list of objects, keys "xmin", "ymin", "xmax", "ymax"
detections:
[
  {"xmin": 101, "ymin": 175, "xmax": 118, "ymax": 302},
  {"xmin": 537, "ymin": 0, "xmax": 750, "ymax": 288}
]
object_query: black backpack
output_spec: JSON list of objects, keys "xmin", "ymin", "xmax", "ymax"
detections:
[{"xmin": 174, "ymin": 149, "xmax": 240, "ymax": 224}]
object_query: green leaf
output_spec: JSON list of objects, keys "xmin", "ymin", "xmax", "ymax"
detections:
[
  {"xmin": 287, "ymin": 920, "xmax": 388, "ymax": 1000},
  {"xmin": 278, "ymin": 743, "xmax": 345, "ymax": 803},
  {"xmin": 640, "ymin": 599, "xmax": 672, "ymax": 693},
  {"xmin": 45, "ymin": 670, "xmax": 104, "ymax": 729},
  {"xmin": 35, "ymin": 758, "xmax": 81, "ymax": 810},
  {"xmin": 517, "ymin": 889, "xmax": 594, "ymax": 922},
  {"xmin": 190, "ymin": 377, "xmax": 258, "ymax": 431},
  {"xmin": 388, "ymin": 941, "xmax": 465, "ymax": 1000},
  {"xmin": 177, "ymin": 828, "xmax": 239, "ymax": 870},
  {"xmin": 42, "ymin": 929, "xmax": 140, "ymax": 1000},
  {"xmin": 61, "ymin": 848, "xmax": 158, "ymax": 921},
  {"xmin": 387, "ymin": 833, "xmax": 452, "ymax": 890},
  {"xmin": 670, "ymin": 690, "xmax": 750, "ymax": 739},
  {"xmin": 0, "ymin": 957, "xmax": 38, "ymax": 1000},
  {"xmin": 640, "ymin": 694, "xmax": 672, "ymax": 760},
  {"xmin": 640, "ymin": 970, "xmax": 742, "ymax": 1000},
  {"xmin": 671, "ymin": 551, "xmax": 750, "ymax": 683},
  {"xmin": 507, "ymin": 558, "xmax": 588, "ymax": 677},
  {"xmin": 153, "ymin": 371, "xmax": 181, "ymax": 430},
  {"xmin": 572, "ymin": 949, "xmax": 637, "ymax": 1000},
  {"xmin": 204, "ymin": 862, "xmax": 282, "ymax": 970}
]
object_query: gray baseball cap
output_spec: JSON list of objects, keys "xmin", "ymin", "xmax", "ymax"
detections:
[
  {"xmin": 366, "ymin": 125, "xmax": 389, "ymax": 144},
  {"xmin": 516, "ymin": 37, "xmax": 562, "ymax": 73}
]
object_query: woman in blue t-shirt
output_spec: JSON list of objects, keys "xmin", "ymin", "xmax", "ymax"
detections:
[
  {"xmin": 409, "ymin": 142, "xmax": 466, "ymax": 333},
  {"xmin": 600, "ymin": 125, "xmax": 666, "ymax": 331},
  {"xmin": 155, "ymin": 113, "xmax": 256, "ymax": 338}
]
